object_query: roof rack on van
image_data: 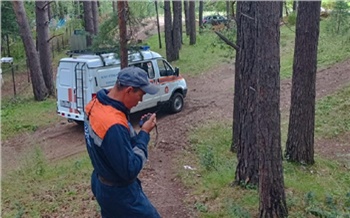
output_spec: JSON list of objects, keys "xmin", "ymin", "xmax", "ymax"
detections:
[
  {"xmin": 66, "ymin": 45, "xmax": 150, "ymax": 57},
  {"xmin": 65, "ymin": 46, "xmax": 150, "ymax": 66}
]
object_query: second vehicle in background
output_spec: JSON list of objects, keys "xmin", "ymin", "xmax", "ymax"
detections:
[{"xmin": 203, "ymin": 15, "xmax": 229, "ymax": 26}]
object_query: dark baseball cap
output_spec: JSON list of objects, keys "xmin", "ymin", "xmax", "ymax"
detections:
[{"xmin": 117, "ymin": 66, "xmax": 159, "ymax": 95}]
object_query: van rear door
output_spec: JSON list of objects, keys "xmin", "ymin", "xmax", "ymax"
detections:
[{"xmin": 56, "ymin": 61, "xmax": 90, "ymax": 121}]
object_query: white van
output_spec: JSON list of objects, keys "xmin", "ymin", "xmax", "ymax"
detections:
[{"xmin": 56, "ymin": 47, "xmax": 188, "ymax": 123}]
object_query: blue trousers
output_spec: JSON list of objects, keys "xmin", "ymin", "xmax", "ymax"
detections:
[{"xmin": 91, "ymin": 171, "xmax": 161, "ymax": 218}]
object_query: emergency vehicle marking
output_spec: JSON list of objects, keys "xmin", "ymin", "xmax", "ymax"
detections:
[
  {"xmin": 57, "ymin": 48, "xmax": 187, "ymax": 122},
  {"xmin": 159, "ymin": 75, "xmax": 184, "ymax": 84},
  {"xmin": 68, "ymin": 88, "xmax": 73, "ymax": 113}
]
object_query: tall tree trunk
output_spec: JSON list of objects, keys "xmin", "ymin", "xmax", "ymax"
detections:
[
  {"xmin": 199, "ymin": 0, "xmax": 204, "ymax": 32},
  {"xmin": 12, "ymin": 1, "xmax": 48, "ymax": 101},
  {"xmin": 83, "ymin": 1, "xmax": 94, "ymax": 47},
  {"xmin": 112, "ymin": 1, "xmax": 117, "ymax": 13},
  {"xmin": 184, "ymin": 0, "xmax": 190, "ymax": 36},
  {"xmin": 164, "ymin": 1, "xmax": 175, "ymax": 62},
  {"xmin": 285, "ymin": 1, "xmax": 321, "ymax": 165},
  {"xmin": 155, "ymin": 0, "xmax": 162, "ymax": 49},
  {"xmin": 280, "ymin": 1, "xmax": 284, "ymax": 18},
  {"xmin": 118, "ymin": 1, "xmax": 128, "ymax": 69},
  {"xmin": 172, "ymin": 0, "xmax": 182, "ymax": 55},
  {"xmin": 189, "ymin": 1, "xmax": 196, "ymax": 45},
  {"xmin": 293, "ymin": 1, "xmax": 297, "ymax": 12},
  {"xmin": 256, "ymin": 2, "xmax": 287, "ymax": 217},
  {"xmin": 233, "ymin": 1, "xmax": 259, "ymax": 186},
  {"xmin": 91, "ymin": 1, "xmax": 99, "ymax": 35},
  {"xmin": 36, "ymin": 1, "xmax": 55, "ymax": 96}
]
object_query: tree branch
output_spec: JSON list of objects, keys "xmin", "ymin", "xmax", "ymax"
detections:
[
  {"xmin": 47, "ymin": 33, "xmax": 63, "ymax": 43},
  {"xmin": 214, "ymin": 31, "xmax": 239, "ymax": 50},
  {"xmin": 38, "ymin": 1, "xmax": 55, "ymax": 10}
]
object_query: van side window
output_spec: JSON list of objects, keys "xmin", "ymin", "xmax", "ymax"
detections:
[
  {"xmin": 132, "ymin": 61, "xmax": 155, "ymax": 79},
  {"xmin": 157, "ymin": 59, "xmax": 173, "ymax": 77}
]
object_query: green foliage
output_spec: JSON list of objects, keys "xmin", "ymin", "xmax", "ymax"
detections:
[
  {"xmin": 195, "ymin": 202, "xmax": 208, "ymax": 213},
  {"xmin": 203, "ymin": 1, "xmax": 227, "ymax": 14},
  {"xmin": 1, "ymin": 1, "xmax": 18, "ymax": 37},
  {"xmin": 1, "ymin": 150, "xmax": 94, "ymax": 217},
  {"xmin": 1, "ymin": 97, "xmax": 60, "ymax": 140},
  {"xmin": 326, "ymin": 1, "xmax": 350, "ymax": 35},
  {"xmin": 129, "ymin": 1, "xmax": 157, "ymax": 19},
  {"xmin": 183, "ymin": 121, "xmax": 350, "ymax": 217},
  {"xmin": 315, "ymin": 85, "xmax": 350, "ymax": 139},
  {"xmin": 92, "ymin": 13, "xmax": 119, "ymax": 49},
  {"xmin": 286, "ymin": 12, "xmax": 297, "ymax": 26}
]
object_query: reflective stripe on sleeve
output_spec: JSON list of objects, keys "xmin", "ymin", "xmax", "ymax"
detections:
[{"xmin": 133, "ymin": 146, "xmax": 147, "ymax": 166}]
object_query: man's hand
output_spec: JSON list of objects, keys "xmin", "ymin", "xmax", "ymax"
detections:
[{"xmin": 140, "ymin": 113, "xmax": 156, "ymax": 133}]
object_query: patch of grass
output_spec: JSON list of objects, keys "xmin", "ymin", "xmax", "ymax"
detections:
[
  {"xmin": 1, "ymin": 97, "xmax": 61, "ymax": 140},
  {"xmin": 180, "ymin": 120, "xmax": 350, "ymax": 217},
  {"xmin": 315, "ymin": 85, "xmax": 350, "ymax": 139},
  {"xmin": 146, "ymin": 29, "xmax": 233, "ymax": 77},
  {"xmin": 1, "ymin": 147, "xmax": 96, "ymax": 218}
]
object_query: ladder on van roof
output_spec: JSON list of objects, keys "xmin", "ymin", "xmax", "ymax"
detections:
[{"xmin": 75, "ymin": 62, "xmax": 86, "ymax": 114}]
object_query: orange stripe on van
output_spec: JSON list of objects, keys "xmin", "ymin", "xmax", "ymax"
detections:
[
  {"xmin": 68, "ymin": 88, "xmax": 73, "ymax": 112},
  {"xmin": 158, "ymin": 75, "xmax": 184, "ymax": 84}
]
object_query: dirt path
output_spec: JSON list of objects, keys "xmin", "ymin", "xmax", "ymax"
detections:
[{"xmin": 2, "ymin": 58, "xmax": 350, "ymax": 217}]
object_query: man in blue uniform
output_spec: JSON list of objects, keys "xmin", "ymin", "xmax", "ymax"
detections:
[{"xmin": 84, "ymin": 66, "xmax": 161, "ymax": 218}]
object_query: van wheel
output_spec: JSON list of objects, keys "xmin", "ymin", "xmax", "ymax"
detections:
[{"xmin": 169, "ymin": 92, "xmax": 184, "ymax": 113}]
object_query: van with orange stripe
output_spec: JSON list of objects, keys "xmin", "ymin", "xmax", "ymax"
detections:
[{"xmin": 56, "ymin": 46, "xmax": 187, "ymax": 123}]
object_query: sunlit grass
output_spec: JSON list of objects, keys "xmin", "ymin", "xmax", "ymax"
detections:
[
  {"xmin": 181, "ymin": 120, "xmax": 350, "ymax": 217},
  {"xmin": 315, "ymin": 85, "xmax": 350, "ymax": 139},
  {"xmin": 1, "ymin": 97, "xmax": 62, "ymax": 140},
  {"xmin": 1, "ymin": 148, "xmax": 95, "ymax": 218}
]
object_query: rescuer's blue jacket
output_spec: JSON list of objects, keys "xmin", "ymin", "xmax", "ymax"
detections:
[{"xmin": 84, "ymin": 89, "xmax": 160, "ymax": 218}]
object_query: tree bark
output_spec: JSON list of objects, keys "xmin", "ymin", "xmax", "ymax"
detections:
[
  {"xmin": 112, "ymin": 1, "xmax": 117, "ymax": 13},
  {"xmin": 256, "ymin": 2, "xmax": 287, "ymax": 217},
  {"xmin": 164, "ymin": 1, "xmax": 175, "ymax": 62},
  {"xmin": 172, "ymin": 1, "xmax": 182, "ymax": 54},
  {"xmin": 118, "ymin": 1, "xmax": 128, "ymax": 69},
  {"xmin": 199, "ymin": 0, "xmax": 204, "ymax": 31},
  {"xmin": 189, "ymin": 1, "xmax": 196, "ymax": 45},
  {"xmin": 184, "ymin": 0, "xmax": 190, "ymax": 36},
  {"xmin": 155, "ymin": 0, "xmax": 162, "ymax": 49},
  {"xmin": 13, "ymin": 1, "xmax": 48, "ymax": 101},
  {"xmin": 83, "ymin": 1, "xmax": 94, "ymax": 47},
  {"xmin": 36, "ymin": 1, "xmax": 55, "ymax": 96},
  {"xmin": 91, "ymin": 0, "xmax": 99, "ymax": 35},
  {"xmin": 285, "ymin": 1, "xmax": 321, "ymax": 165},
  {"xmin": 233, "ymin": 1, "xmax": 259, "ymax": 186}
]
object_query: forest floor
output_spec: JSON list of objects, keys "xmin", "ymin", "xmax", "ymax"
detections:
[{"xmin": 2, "ymin": 20, "xmax": 350, "ymax": 217}]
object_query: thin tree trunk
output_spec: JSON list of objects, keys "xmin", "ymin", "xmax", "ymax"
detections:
[
  {"xmin": 118, "ymin": 1, "xmax": 128, "ymax": 69},
  {"xmin": 112, "ymin": 1, "xmax": 117, "ymax": 13},
  {"xmin": 83, "ymin": 1, "xmax": 94, "ymax": 47},
  {"xmin": 199, "ymin": 0, "xmax": 204, "ymax": 32},
  {"xmin": 164, "ymin": 1, "xmax": 174, "ymax": 62},
  {"xmin": 189, "ymin": 1, "xmax": 196, "ymax": 45},
  {"xmin": 92, "ymin": 1, "xmax": 99, "ymax": 35},
  {"xmin": 172, "ymin": 0, "xmax": 182, "ymax": 55},
  {"xmin": 36, "ymin": 1, "xmax": 55, "ymax": 96},
  {"xmin": 184, "ymin": 0, "xmax": 190, "ymax": 36},
  {"xmin": 155, "ymin": 0, "xmax": 162, "ymax": 49},
  {"xmin": 13, "ymin": 1, "xmax": 48, "ymax": 101}
]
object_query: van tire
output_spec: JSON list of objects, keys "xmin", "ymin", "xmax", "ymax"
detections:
[{"xmin": 169, "ymin": 92, "xmax": 184, "ymax": 113}]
